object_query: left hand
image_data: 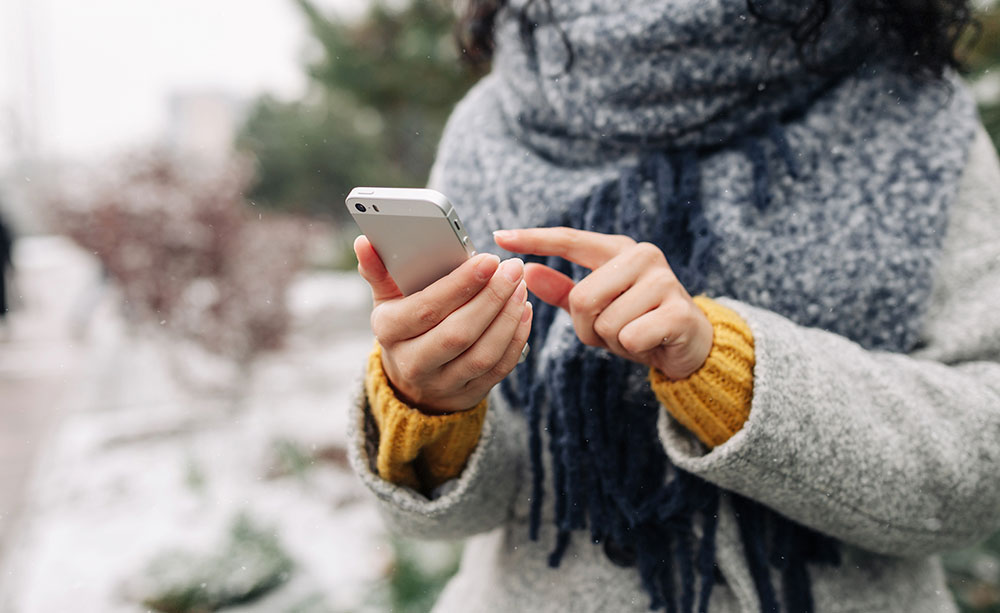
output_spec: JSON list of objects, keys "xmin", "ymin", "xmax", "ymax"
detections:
[{"xmin": 493, "ymin": 227, "xmax": 713, "ymax": 380}]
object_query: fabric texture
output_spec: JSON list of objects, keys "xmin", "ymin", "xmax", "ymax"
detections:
[
  {"xmin": 425, "ymin": 0, "xmax": 978, "ymax": 609},
  {"xmin": 346, "ymin": 0, "xmax": 998, "ymax": 610},
  {"xmin": 649, "ymin": 296, "xmax": 755, "ymax": 449},
  {"xmin": 365, "ymin": 343, "xmax": 488, "ymax": 491},
  {"xmin": 347, "ymin": 124, "xmax": 1000, "ymax": 613}
]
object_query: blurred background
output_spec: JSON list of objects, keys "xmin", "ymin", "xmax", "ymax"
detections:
[{"xmin": 0, "ymin": 0, "xmax": 998, "ymax": 612}]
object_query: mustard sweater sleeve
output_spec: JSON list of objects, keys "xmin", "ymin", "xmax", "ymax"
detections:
[
  {"xmin": 649, "ymin": 296, "xmax": 755, "ymax": 448},
  {"xmin": 364, "ymin": 343, "xmax": 487, "ymax": 492}
]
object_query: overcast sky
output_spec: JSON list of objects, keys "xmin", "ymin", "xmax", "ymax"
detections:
[
  {"xmin": 1, "ymin": 0, "xmax": 365, "ymax": 161},
  {"xmin": 9, "ymin": 0, "xmax": 993, "ymax": 163}
]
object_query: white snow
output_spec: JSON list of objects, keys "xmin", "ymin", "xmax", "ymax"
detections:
[{"xmin": 0, "ymin": 237, "xmax": 404, "ymax": 613}]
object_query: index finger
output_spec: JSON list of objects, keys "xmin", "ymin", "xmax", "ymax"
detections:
[{"xmin": 493, "ymin": 227, "xmax": 634, "ymax": 270}]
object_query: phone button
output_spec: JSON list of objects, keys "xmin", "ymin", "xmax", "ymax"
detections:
[
  {"xmin": 462, "ymin": 236, "xmax": 471, "ymax": 246},
  {"xmin": 356, "ymin": 189, "xmax": 374, "ymax": 195}
]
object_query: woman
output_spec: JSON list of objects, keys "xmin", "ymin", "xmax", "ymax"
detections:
[{"xmin": 349, "ymin": 0, "xmax": 1000, "ymax": 611}]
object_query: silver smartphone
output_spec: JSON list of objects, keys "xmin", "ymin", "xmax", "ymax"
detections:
[
  {"xmin": 346, "ymin": 186, "xmax": 529, "ymax": 363},
  {"xmin": 346, "ymin": 187, "xmax": 477, "ymax": 296}
]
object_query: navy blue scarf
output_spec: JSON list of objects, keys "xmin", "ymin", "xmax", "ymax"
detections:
[{"xmin": 500, "ymin": 142, "xmax": 841, "ymax": 612}]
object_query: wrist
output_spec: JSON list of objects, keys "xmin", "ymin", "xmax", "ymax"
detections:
[
  {"xmin": 410, "ymin": 395, "xmax": 486, "ymax": 416},
  {"xmin": 649, "ymin": 296, "xmax": 755, "ymax": 448}
]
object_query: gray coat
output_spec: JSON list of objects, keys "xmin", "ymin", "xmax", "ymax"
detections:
[{"xmin": 347, "ymin": 126, "xmax": 1000, "ymax": 612}]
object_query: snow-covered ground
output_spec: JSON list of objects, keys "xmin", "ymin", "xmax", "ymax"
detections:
[{"xmin": 0, "ymin": 237, "xmax": 409, "ymax": 613}]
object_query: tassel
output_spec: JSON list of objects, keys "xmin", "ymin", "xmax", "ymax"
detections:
[
  {"xmin": 507, "ymin": 144, "xmax": 836, "ymax": 612},
  {"xmin": 768, "ymin": 121, "xmax": 800, "ymax": 179},
  {"xmin": 548, "ymin": 358, "xmax": 569, "ymax": 541},
  {"xmin": 744, "ymin": 137, "xmax": 772, "ymax": 212},
  {"xmin": 548, "ymin": 529, "xmax": 572, "ymax": 568},
  {"xmin": 619, "ymin": 165, "xmax": 644, "ymax": 236},
  {"xmin": 696, "ymin": 489, "xmax": 721, "ymax": 613},
  {"xmin": 732, "ymin": 496, "xmax": 781, "ymax": 613},
  {"xmin": 559, "ymin": 356, "xmax": 587, "ymax": 531},
  {"xmin": 675, "ymin": 528, "xmax": 696, "ymax": 612},
  {"xmin": 527, "ymin": 377, "xmax": 546, "ymax": 541}
]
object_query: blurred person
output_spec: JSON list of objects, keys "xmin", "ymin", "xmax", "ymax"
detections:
[
  {"xmin": 349, "ymin": 0, "xmax": 1000, "ymax": 611},
  {"xmin": 0, "ymin": 211, "xmax": 12, "ymax": 333}
]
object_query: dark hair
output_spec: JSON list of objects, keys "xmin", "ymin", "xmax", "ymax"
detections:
[{"xmin": 455, "ymin": 0, "xmax": 974, "ymax": 79}]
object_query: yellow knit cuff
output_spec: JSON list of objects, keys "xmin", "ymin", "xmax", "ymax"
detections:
[
  {"xmin": 649, "ymin": 296, "xmax": 755, "ymax": 448},
  {"xmin": 365, "ymin": 343, "xmax": 488, "ymax": 491}
]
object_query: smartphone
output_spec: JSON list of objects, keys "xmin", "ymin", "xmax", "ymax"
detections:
[
  {"xmin": 347, "ymin": 187, "xmax": 529, "ymax": 363},
  {"xmin": 346, "ymin": 187, "xmax": 477, "ymax": 296}
]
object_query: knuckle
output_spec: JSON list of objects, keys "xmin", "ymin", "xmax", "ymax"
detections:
[
  {"xmin": 593, "ymin": 315, "xmax": 616, "ymax": 340},
  {"xmin": 357, "ymin": 260, "xmax": 375, "ymax": 282},
  {"xmin": 555, "ymin": 226, "xmax": 578, "ymax": 249},
  {"xmin": 484, "ymin": 283, "xmax": 507, "ymax": 307},
  {"xmin": 666, "ymin": 279, "xmax": 690, "ymax": 302},
  {"xmin": 415, "ymin": 303, "xmax": 440, "ymax": 328},
  {"xmin": 502, "ymin": 301, "xmax": 525, "ymax": 325},
  {"xmin": 617, "ymin": 234, "xmax": 637, "ymax": 249},
  {"xmin": 398, "ymin": 362, "xmax": 422, "ymax": 384},
  {"xmin": 567, "ymin": 284, "xmax": 591, "ymax": 312},
  {"xmin": 465, "ymin": 353, "xmax": 496, "ymax": 377},
  {"xmin": 439, "ymin": 330, "xmax": 471, "ymax": 353},
  {"xmin": 370, "ymin": 307, "xmax": 392, "ymax": 339},
  {"xmin": 650, "ymin": 268, "xmax": 677, "ymax": 293},
  {"xmin": 618, "ymin": 329, "xmax": 642, "ymax": 354},
  {"xmin": 635, "ymin": 242, "xmax": 665, "ymax": 263},
  {"xmin": 486, "ymin": 360, "xmax": 513, "ymax": 382}
]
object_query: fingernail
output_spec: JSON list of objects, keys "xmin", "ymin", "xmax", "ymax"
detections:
[
  {"xmin": 475, "ymin": 254, "xmax": 500, "ymax": 280},
  {"xmin": 493, "ymin": 230, "xmax": 514, "ymax": 241},
  {"xmin": 500, "ymin": 258, "xmax": 524, "ymax": 283},
  {"xmin": 513, "ymin": 280, "xmax": 527, "ymax": 302},
  {"xmin": 521, "ymin": 300, "xmax": 532, "ymax": 322}
]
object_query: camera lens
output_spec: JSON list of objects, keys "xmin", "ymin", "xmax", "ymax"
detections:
[{"xmin": 355, "ymin": 203, "xmax": 366, "ymax": 213}]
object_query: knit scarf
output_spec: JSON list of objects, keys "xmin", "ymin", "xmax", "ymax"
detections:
[{"xmin": 428, "ymin": 0, "xmax": 977, "ymax": 610}]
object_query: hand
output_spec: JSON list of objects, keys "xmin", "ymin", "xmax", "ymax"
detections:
[
  {"xmin": 493, "ymin": 227, "xmax": 712, "ymax": 380},
  {"xmin": 354, "ymin": 236, "xmax": 533, "ymax": 414}
]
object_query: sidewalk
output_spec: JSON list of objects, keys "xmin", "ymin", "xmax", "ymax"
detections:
[{"xmin": 0, "ymin": 237, "xmax": 91, "ymax": 559}]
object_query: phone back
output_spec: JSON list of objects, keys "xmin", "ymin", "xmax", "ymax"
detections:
[{"xmin": 346, "ymin": 188, "xmax": 475, "ymax": 296}]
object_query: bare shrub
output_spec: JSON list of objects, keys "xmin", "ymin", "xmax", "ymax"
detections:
[{"xmin": 48, "ymin": 150, "xmax": 308, "ymax": 369}]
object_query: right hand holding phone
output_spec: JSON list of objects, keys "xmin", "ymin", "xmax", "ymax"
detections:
[{"xmin": 354, "ymin": 236, "xmax": 533, "ymax": 414}]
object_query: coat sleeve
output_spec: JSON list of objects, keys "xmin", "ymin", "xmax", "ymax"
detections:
[
  {"xmin": 347, "ymin": 380, "xmax": 526, "ymax": 540},
  {"xmin": 658, "ymin": 126, "xmax": 1000, "ymax": 558}
]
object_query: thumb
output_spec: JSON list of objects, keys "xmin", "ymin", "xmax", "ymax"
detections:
[
  {"xmin": 524, "ymin": 263, "xmax": 573, "ymax": 312},
  {"xmin": 354, "ymin": 235, "xmax": 403, "ymax": 304}
]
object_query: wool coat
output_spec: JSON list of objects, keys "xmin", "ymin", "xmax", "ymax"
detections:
[{"xmin": 347, "ymin": 121, "xmax": 1000, "ymax": 612}]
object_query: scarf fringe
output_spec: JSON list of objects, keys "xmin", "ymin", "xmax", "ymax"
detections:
[{"xmin": 504, "ymin": 130, "xmax": 839, "ymax": 612}]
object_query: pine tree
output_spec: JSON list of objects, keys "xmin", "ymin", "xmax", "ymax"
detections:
[
  {"xmin": 966, "ymin": 5, "xmax": 1000, "ymax": 149},
  {"xmin": 237, "ymin": 0, "xmax": 479, "ymax": 220}
]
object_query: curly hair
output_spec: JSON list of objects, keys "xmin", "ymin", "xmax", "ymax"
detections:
[{"xmin": 455, "ymin": 0, "xmax": 974, "ymax": 79}]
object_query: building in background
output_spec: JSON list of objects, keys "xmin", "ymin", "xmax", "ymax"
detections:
[{"xmin": 167, "ymin": 91, "xmax": 245, "ymax": 162}]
